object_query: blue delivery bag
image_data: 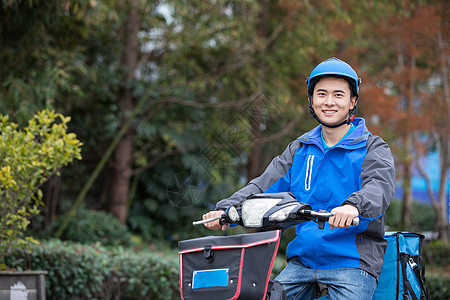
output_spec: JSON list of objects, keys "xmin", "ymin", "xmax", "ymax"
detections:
[{"xmin": 373, "ymin": 232, "xmax": 430, "ymax": 300}]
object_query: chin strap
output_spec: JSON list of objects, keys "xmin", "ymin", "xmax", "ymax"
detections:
[{"xmin": 308, "ymin": 97, "xmax": 357, "ymax": 128}]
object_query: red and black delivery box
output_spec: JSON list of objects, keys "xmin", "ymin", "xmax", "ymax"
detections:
[{"xmin": 179, "ymin": 230, "xmax": 281, "ymax": 300}]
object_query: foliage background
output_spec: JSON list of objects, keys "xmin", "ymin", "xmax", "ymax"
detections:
[
  {"xmin": 0, "ymin": 0, "xmax": 449, "ymax": 298},
  {"xmin": 1, "ymin": 0, "xmax": 447, "ymax": 240}
]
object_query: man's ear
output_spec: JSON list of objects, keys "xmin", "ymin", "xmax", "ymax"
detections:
[{"xmin": 350, "ymin": 96, "xmax": 357, "ymax": 109}]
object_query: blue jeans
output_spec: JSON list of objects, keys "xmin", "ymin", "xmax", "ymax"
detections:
[{"xmin": 275, "ymin": 257, "xmax": 377, "ymax": 300}]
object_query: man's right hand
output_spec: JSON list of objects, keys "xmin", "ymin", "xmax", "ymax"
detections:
[{"xmin": 202, "ymin": 210, "xmax": 229, "ymax": 231}]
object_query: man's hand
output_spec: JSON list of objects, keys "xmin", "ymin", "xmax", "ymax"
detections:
[
  {"xmin": 329, "ymin": 205, "xmax": 359, "ymax": 230},
  {"xmin": 202, "ymin": 210, "xmax": 229, "ymax": 231}
]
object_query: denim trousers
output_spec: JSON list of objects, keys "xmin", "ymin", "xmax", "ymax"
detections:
[{"xmin": 275, "ymin": 257, "xmax": 377, "ymax": 300}]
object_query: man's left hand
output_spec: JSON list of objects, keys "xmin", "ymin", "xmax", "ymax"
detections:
[{"xmin": 329, "ymin": 205, "xmax": 359, "ymax": 229}]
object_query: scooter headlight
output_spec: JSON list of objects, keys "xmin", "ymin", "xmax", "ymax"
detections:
[
  {"xmin": 242, "ymin": 197, "xmax": 281, "ymax": 227},
  {"xmin": 268, "ymin": 204, "xmax": 298, "ymax": 222}
]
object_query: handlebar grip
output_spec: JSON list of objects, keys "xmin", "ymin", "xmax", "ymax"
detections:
[
  {"xmin": 192, "ymin": 216, "xmax": 221, "ymax": 226},
  {"xmin": 192, "ymin": 213, "xmax": 231, "ymax": 226}
]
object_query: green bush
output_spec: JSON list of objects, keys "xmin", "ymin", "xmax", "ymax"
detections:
[
  {"xmin": 0, "ymin": 109, "xmax": 82, "ymax": 268},
  {"xmin": 6, "ymin": 239, "xmax": 179, "ymax": 300},
  {"xmin": 49, "ymin": 207, "xmax": 134, "ymax": 247},
  {"xmin": 6, "ymin": 238, "xmax": 449, "ymax": 299},
  {"xmin": 421, "ymin": 240, "xmax": 450, "ymax": 300},
  {"xmin": 427, "ymin": 272, "xmax": 450, "ymax": 300},
  {"xmin": 385, "ymin": 199, "xmax": 436, "ymax": 231},
  {"xmin": 271, "ymin": 255, "xmax": 287, "ymax": 279},
  {"xmin": 423, "ymin": 239, "xmax": 450, "ymax": 267}
]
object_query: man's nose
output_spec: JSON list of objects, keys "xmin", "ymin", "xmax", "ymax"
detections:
[{"xmin": 324, "ymin": 95, "xmax": 335, "ymax": 105}]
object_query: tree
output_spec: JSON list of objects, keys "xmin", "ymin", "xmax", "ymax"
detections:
[
  {"xmin": 0, "ymin": 0, "xmax": 101, "ymax": 224},
  {"xmin": 2, "ymin": 0, "xmax": 447, "ymax": 241},
  {"xmin": 359, "ymin": 2, "xmax": 449, "ymax": 238}
]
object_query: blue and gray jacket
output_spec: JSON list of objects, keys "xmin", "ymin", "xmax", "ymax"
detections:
[{"xmin": 215, "ymin": 118, "xmax": 395, "ymax": 279}]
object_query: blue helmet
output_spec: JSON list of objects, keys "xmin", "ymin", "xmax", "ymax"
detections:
[
  {"xmin": 306, "ymin": 57, "xmax": 361, "ymax": 97},
  {"xmin": 306, "ymin": 58, "xmax": 362, "ymax": 128}
]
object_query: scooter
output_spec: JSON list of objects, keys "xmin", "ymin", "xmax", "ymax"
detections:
[{"xmin": 178, "ymin": 192, "xmax": 359, "ymax": 300}]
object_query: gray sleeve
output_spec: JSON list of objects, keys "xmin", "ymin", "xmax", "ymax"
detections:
[
  {"xmin": 344, "ymin": 135, "xmax": 395, "ymax": 218},
  {"xmin": 215, "ymin": 140, "xmax": 301, "ymax": 211}
]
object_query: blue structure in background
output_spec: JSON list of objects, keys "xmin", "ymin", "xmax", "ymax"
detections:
[{"xmin": 394, "ymin": 150, "xmax": 450, "ymax": 223}]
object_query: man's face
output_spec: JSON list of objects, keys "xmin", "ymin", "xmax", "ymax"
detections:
[{"xmin": 311, "ymin": 77, "xmax": 356, "ymax": 127}]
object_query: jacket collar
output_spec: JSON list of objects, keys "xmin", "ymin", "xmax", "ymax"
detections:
[{"xmin": 298, "ymin": 117, "xmax": 371, "ymax": 150}]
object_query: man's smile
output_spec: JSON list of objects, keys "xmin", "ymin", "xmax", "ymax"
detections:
[{"xmin": 323, "ymin": 110, "xmax": 337, "ymax": 114}]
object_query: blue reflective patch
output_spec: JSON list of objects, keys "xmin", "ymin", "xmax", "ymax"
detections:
[{"xmin": 192, "ymin": 268, "xmax": 229, "ymax": 289}]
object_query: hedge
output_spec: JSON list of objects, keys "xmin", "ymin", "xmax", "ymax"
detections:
[
  {"xmin": 427, "ymin": 272, "xmax": 450, "ymax": 299},
  {"xmin": 5, "ymin": 238, "xmax": 449, "ymax": 300},
  {"xmin": 423, "ymin": 239, "xmax": 450, "ymax": 267},
  {"xmin": 5, "ymin": 239, "xmax": 179, "ymax": 300},
  {"xmin": 423, "ymin": 239, "xmax": 450, "ymax": 299}
]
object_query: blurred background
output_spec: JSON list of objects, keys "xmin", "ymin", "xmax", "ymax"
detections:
[{"xmin": 1, "ymin": 0, "xmax": 449, "ymax": 299}]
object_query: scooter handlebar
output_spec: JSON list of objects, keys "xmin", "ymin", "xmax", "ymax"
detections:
[
  {"xmin": 299, "ymin": 210, "xmax": 359, "ymax": 226},
  {"xmin": 193, "ymin": 211, "xmax": 359, "ymax": 227}
]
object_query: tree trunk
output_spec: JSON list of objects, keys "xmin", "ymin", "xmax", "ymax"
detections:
[
  {"xmin": 437, "ymin": 137, "xmax": 449, "ymax": 241},
  {"xmin": 247, "ymin": 102, "xmax": 264, "ymax": 180},
  {"xmin": 41, "ymin": 173, "xmax": 61, "ymax": 227},
  {"xmin": 401, "ymin": 147, "xmax": 413, "ymax": 230},
  {"xmin": 398, "ymin": 53, "xmax": 415, "ymax": 230},
  {"xmin": 246, "ymin": 0, "xmax": 268, "ymax": 181},
  {"xmin": 108, "ymin": 1, "xmax": 139, "ymax": 224},
  {"xmin": 436, "ymin": 31, "xmax": 449, "ymax": 241}
]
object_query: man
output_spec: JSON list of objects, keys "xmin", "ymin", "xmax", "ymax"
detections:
[{"xmin": 202, "ymin": 57, "xmax": 395, "ymax": 300}]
